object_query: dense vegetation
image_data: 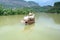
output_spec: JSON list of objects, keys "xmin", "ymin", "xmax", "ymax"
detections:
[
  {"xmin": 0, "ymin": 0, "xmax": 41, "ymax": 16},
  {"xmin": 0, "ymin": 2, "xmax": 60, "ymax": 16},
  {"xmin": 0, "ymin": 6, "xmax": 34, "ymax": 16},
  {"xmin": 0, "ymin": 5, "xmax": 41, "ymax": 16},
  {"xmin": 47, "ymin": 2, "xmax": 60, "ymax": 13}
]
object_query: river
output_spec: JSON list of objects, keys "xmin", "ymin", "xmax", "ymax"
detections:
[{"xmin": 0, "ymin": 13, "xmax": 60, "ymax": 40}]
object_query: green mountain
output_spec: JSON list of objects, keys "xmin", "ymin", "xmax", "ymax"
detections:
[
  {"xmin": 0, "ymin": 0, "xmax": 53, "ymax": 13},
  {"xmin": 47, "ymin": 2, "xmax": 60, "ymax": 13},
  {"xmin": 0, "ymin": 0, "xmax": 39, "ymax": 8}
]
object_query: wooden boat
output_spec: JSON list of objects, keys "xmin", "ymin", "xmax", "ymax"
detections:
[
  {"xmin": 25, "ymin": 18, "xmax": 35, "ymax": 25},
  {"xmin": 21, "ymin": 13, "xmax": 35, "ymax": 25},
  {"xmin": 21, "ymin": 18, "xmax": 35, "ymax": 25}
]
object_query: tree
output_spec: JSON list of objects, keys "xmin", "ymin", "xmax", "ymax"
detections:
[
  {"xmin": 47, "ymin": 2, "xmax": 60, "ymax": 13},
  {"xmin": 0, "ymin": 5, "xmax": 4, "ymax": 15},
  {"xmin": 54, "ymin": 2, "xmax": 60, "ymax": 8}
]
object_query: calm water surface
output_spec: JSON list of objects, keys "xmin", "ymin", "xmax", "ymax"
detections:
[{"xmin": 0, "ymin": 13, "xmax": 60, "ymax": 40}]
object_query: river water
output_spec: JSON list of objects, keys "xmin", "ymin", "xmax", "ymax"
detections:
[{"xmin": 0, "ymin": 13, "xmax": 60, "ymax": 40}]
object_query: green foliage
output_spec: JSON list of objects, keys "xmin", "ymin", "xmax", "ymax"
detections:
[
  {"xmin": 0, "ymin": 5, "xmax": 35, "ymax": 16},
  {"xmin": 47, "ymin": 2, "xmax": 60, "ymax": 13},
  {"xmin": 54, "ymin": 2, "xmax": 60, "ymax": 8},
  {"xmin": 0, "ymin": 5, "xmax": 4, "ymax": 15}
]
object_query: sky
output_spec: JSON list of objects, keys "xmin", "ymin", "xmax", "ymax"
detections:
[{"xmin": 25, "ymin": 0, "xmax": 60, "ymax": 6}]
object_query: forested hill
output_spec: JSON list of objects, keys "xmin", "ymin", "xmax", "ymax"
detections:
[
  {"xmin": 0, "ymin": 0, "xmax": 39, "ymax": 8},
  {"xmin": 0, "ymin": 0, "xmax": 60, "ymax": 16},
  {"xmin": 47, "ymin": 2, "xmax": 60, "ymax": 13},
  {"xmin": 0, "ymin": 0, "xmax": 52, "ymax": 12}
]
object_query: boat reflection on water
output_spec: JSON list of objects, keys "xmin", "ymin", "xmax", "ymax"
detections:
[{"xmin": 23, "ymin": 24, "xmax": 35, "ymax": 32}]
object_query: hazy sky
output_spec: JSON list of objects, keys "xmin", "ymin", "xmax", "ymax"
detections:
[{"xmin": 25, "ymin": 0, "xmax": 60, "ymax": 6}]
